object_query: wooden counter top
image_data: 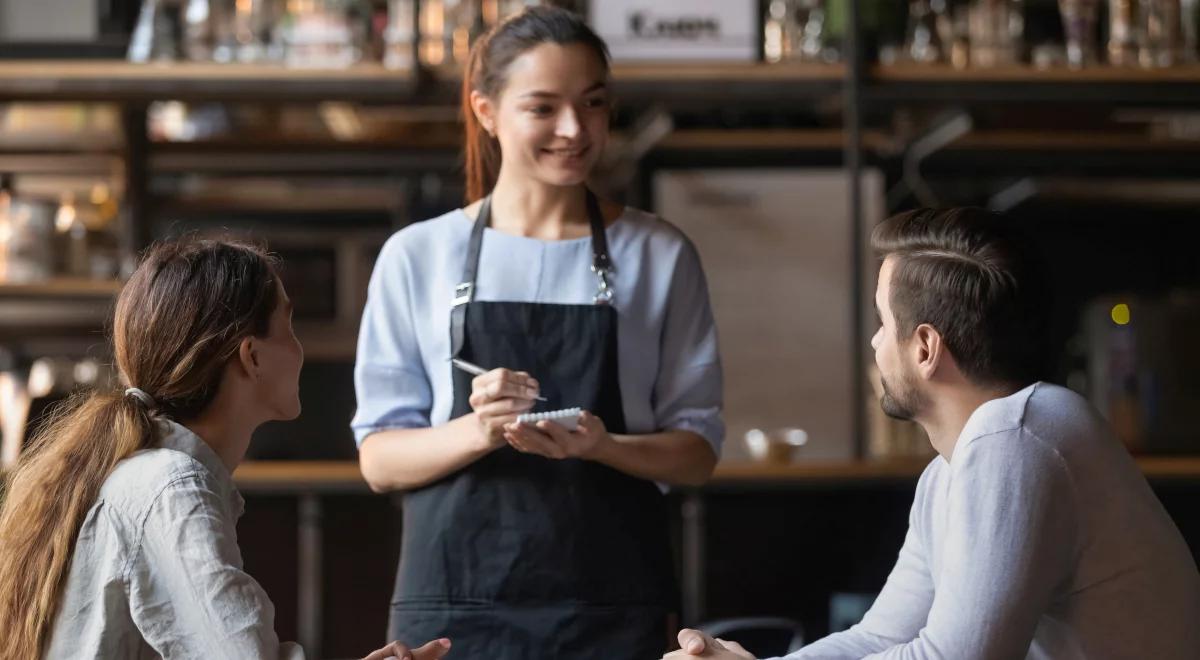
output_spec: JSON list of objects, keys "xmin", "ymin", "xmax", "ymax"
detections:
[
  {"xmin": 234, "ymin": 460, "xmax": 371, "ymax": 494},
  {"xmin": 231, "ymin": 456, "xmax": 1200, "ymax": 494}
]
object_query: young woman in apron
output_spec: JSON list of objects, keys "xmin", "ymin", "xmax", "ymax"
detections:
[{"xmin": 352, "ymin": 7, "xmax": 724, "ymax": 658}]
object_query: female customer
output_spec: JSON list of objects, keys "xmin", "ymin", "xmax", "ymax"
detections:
[{"xmin": 0, "ymin": 238, "xmax": 446, "ymax": 660}]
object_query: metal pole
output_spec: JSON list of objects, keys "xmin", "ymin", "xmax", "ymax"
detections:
[
  {"xmin": 680, "ymin": 490, "xmax": 706, "ymax": 627},
  {"xmin": 119, "ymin": 103, "xmax": 150, "ymax": 274},
  {"xmin": 845, "ymin": 0, "xmax": 866, "ymax": 458},
  {"xmin": 298, "ymin": 493, "xmax": 324, "ymax": 657}
]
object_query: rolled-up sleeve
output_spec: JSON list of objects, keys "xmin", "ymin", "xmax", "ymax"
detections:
[
  {"xmin": 654, "ymin": 237, "xmax": 724, "ymax": 455},
  {"xmin": 352, "ymin": 237, "xmax": 434, "ymax": 445},
  {"xmin": 129, "ymin": 473, "xmax": 303, "ymax": 659}
]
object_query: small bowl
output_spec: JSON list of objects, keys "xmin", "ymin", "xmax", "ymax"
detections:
[{"xmin": 744, "ymin": 427, "xmax": 809, "ymax": 464}]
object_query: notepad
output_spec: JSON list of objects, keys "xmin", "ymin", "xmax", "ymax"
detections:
[{"xmin": 517, "ymin": 407, "xmax": 582, "ymax": 432}]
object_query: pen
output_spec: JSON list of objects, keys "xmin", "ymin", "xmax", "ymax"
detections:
[{"xmin": 450, "ymin": 358, "xmax": 548, "ymax": 401}]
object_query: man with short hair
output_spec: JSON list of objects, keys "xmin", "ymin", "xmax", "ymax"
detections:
[{"xmin": 667, "ymin": 208, "xmax": 1200, "ymax": 659}]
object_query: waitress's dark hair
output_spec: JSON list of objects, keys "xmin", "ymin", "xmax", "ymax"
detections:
[{"xmin": 462, "ymin": 6, "xmax": 611, "ymax": 203}]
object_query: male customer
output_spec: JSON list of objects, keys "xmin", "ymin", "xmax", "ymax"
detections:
[{"xmin": 667, "ymin": 207, "xmax": 1200, "ymax": 659}]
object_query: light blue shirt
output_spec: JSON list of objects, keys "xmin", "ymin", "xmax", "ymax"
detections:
[{"xmin": 352, "ymin": 206, "xmax": 724, "ymax": 456}]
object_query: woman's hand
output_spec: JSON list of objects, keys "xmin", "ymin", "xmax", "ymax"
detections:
[
  {"xmin": 362, "ymin": 637, "xmax": 451, "ymax": 660},
  {"xmin": 468, "ymin": 368, "xmax": 540, "ymax": 451},
  {"xmin": 504, "ymin": 410, "xmax": 613, "ymax": 460}
]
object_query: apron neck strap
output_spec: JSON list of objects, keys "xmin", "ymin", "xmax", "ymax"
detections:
[
  {"xmin": 451, "ymin": 189, "xmax": 614, "ymax": 358},
  {"xmin": 456, "ymin": 188, "xmax": 612, "ymax": 305},
  {"xmin": 584, "ymin": 190, "xmax": 612, "ymax": 273}
]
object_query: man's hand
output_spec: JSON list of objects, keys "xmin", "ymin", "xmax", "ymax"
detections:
[
  {"xmin": 663, "ymin": 629, "xmax": 755, "ymax": 659},
  {"xmin": 362, "ymin": 637, "xmax": 451, "ymax": 660}
]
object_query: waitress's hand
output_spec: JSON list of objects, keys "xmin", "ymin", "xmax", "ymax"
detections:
[
  {"xmin": 362, "ymin": 637, "xmax": 451, "ymax": 660},
  {"xmin": 469, "ymin": 369, "xmax": 540, "ymax": 450},
  {"xmin": 662, "ymin": 630, "xmax": 754, "ymax": 659},
  {"xmin": 504, "ymin": 410, "xmax": 612, "ymax": 460}
]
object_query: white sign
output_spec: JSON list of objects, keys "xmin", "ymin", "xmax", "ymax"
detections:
[{"xmin": 589, "ymin": 0, "xmax": 759, "ymax": 62}]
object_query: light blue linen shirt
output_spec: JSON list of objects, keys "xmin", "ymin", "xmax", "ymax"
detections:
[
  {"xmin": 352, "ymin": 206, "xmax": 724, "ymax": 456},
  {"xmin": 47, "ymin": 419, "xmax": 303, "ymax": 659}
]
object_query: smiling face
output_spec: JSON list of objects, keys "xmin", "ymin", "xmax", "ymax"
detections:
[
  {"xmin": 472, "ymin": 41, "xmax": 611, "ymax": 189},
  {"xmin": 871, "ymin": 256, "xmax": 926, "ymax": 421}
]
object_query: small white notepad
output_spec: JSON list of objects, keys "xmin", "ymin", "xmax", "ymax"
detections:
[{"xmin": 517, "ymin": 407, "xmax": 582, "ymax": 432}]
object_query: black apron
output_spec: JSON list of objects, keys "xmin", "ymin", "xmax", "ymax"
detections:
[{"xmin": 388, "ymin": 192, "xmax": 677, "ymax": 659}]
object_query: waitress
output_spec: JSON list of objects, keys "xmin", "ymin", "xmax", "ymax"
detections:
[{"xmin": 352, "ymin": 7, "xmax": 723, "ymax": 658}]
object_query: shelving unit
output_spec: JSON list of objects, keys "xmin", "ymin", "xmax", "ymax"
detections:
[
  {"xmin": 4, "ymin": 52, "xmax": 1200, "ymax": 435},
  {"xmin": 0, "ymin": 38, "xmax": 1196, "ymax": 446},
  {"xmin": 5, "ymin": 4, "xmax": 1200, "ymax": 650}
]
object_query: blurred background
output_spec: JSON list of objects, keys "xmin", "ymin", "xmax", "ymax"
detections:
[{"xmin": 0, "ymin": 0, "xmax": 1198, "ymax": 657}]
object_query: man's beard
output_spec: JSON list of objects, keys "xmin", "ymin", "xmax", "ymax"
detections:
[{"xmin": 879, "ymin": 369, "xmax": 924, "ymax": 421}]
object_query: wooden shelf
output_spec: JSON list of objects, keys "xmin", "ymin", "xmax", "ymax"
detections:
[
  {"xmin": 159, "ymin": 185, "xmax": 403, "ymax": 214},
  {"xmin": 423, "ymin": 61, "xmax": 846, "ymax": 108},
  {"xmin": 424, "ymin": 60, "xmax": 846, "ymax": 82},
  {"xmin": 156, "ymin": 128, "xmax": 858, "ymax": 154},
  {"xmin": 0, "ymin": 153, "xmax": 122, "ymax": 175},
  {"xmin": 143, "ymin": 128, "xmax": 1200, "ymax": 163},
  {"xmin": 5, "ymin": 59, "xmax": 1200, "ymax": 106},
  {"xmin": 715, "ymin": 456, "xmax": 1200, "ymax": 483},
  {"xmin": 1131, "ymin": 457, "xmax": 1200, "ymax": 479},
  {"xmin": 656, "ymin": 129, "xmax": 891, "ymax": 152},
  {"xmin": 0, "ymin": 278, "xmax": 122, "ymax": 298},
  {"xmin": 7, "ymin": 59, "xmax": 1200, "ymax": 105},
  {"xmin": 0, "ymin": 61, "xmax": 418, "ymax": 102},
  {"xmin": 869, "ymin": 63, "xmax": 1200, "ymax": 104},
  {"xmin": 612, "ymin": 61, "xmax": 844, "ymax": 81},
  {"xmin": 875, "ymin": 63, "xmax": 1200, "ymax": 83},
  {"xmin": 608, "ymin": 61, "xmax": 845, "ymax": 108},
  {"xmin": 0, "ymin": 60, "xmax": 840, "ymax": 106},
  {"xmin": 947, "ymin": 130, "xmax": 1200, "ymax": 152},
  {"xmin": 0, "ymin": 279, "xmax": 121, "ymax": 339}
]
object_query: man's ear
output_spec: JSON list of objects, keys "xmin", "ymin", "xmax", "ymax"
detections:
[
  {"xmin": 912, "ymin": 323, "xmax": 944, "ymax": 381},
  {"xmin": 470, "ymin": 90, "xmax": 497, "ymax": 137},
  {"xmin": 236, "ymin": 336, "xmax": 258, "ymax": 378}
]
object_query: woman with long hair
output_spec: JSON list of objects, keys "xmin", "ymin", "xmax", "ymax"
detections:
[
  {"xmin": 0, "ymin": 238, "xmax": 449, "ymax": 660},
  {"xmin": 353, "ymin": 6, "xmax": 724, "ymax": 658}
]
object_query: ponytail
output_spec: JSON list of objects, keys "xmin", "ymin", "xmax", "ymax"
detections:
[
  {"xmin": 462, "ymin": 36, "xmax": 503, "ymax": 204},
  {"xmin": 0, "ymin": 391, "xmax": 157, "ymax": 658}
]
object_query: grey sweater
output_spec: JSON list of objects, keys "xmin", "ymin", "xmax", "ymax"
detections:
[{"xmin": 781, "ymin": 383, "xmax": 1200, "ymax": 660}]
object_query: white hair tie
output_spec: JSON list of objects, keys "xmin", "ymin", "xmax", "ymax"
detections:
[{"xmin": 124, "ymin": 387, "xmax": 156, "ymax": 409}]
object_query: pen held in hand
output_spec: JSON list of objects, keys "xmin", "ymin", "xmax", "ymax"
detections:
[{"xmin": 450, "ymin": 358, "xmax": 548, "ymax": 401}]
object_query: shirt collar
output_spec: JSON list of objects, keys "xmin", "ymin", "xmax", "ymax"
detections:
[{"xmin": 157, "ymin": 419, "xmax": 246, "ymax": 518}]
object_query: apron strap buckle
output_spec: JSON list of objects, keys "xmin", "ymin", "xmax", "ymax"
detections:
[
  {"xmin": 592, "ymin": 266, "xmax": 615, "ymax": 305},
  {"xmin": 452, "ymin": 282, "xmax": 474, "ymax": 307}
]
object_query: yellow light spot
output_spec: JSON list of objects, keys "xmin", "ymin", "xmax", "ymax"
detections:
[{"xmin": 1111, "ymin": 304, "xmax": 1131, "ymax": 326}]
